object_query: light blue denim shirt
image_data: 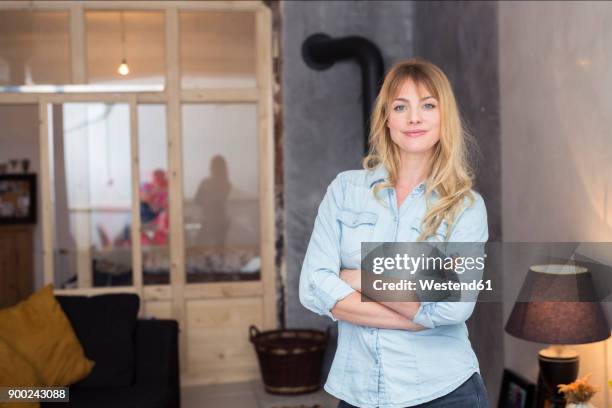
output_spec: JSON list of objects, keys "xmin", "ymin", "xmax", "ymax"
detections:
[{"xmin": 299, "ymin": 165, "xmax": 489, "ymax": 408}]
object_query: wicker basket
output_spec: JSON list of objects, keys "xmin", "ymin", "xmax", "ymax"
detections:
[{"xmin": 249, "ymin": 325, "xmax": 329, "ymax": 395}]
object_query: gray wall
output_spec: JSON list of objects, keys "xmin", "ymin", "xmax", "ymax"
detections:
[
  {"xmin": 412, "ymin": 2, "xmax": 503, "ymax": 404},
  {"xmin": 282, "ymin": 0, "xmax": 415, "ymax": 330}
]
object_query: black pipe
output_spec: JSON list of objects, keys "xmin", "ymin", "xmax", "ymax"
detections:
[{"xmin": 302, "ymin": 33, "xmax": 384, "ymax": 154}]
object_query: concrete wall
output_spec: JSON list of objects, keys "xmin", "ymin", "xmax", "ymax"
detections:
[
  {"xmin": 412, "ymin": 1, "xmax": 503, "ymax": 403},
  {"xmin": 500, "ymin": 2, "xmax": 612, "ymax": 407},
  {"xmin": 282, "ymin": 0, "xmax": 415, "ymax": 329}
]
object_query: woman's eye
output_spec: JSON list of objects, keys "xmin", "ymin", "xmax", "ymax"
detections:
[
  {"xmin": 423, "ymin": 103, "xmax": 436, "ymax": 110},
  {"xmin": 393, "ymin": 105, "xmax": 406, "ymax": 112}
]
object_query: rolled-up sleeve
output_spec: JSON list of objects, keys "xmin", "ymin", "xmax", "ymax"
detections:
[
  {"xmin": 412, "ymin": 193, "xmax": 489, "ymax": 329},
  {"xmin": 299, "ymin": 174, "xmax": 356, "ymax": 321}
]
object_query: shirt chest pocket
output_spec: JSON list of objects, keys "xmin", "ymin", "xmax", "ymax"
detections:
[{"xmin": 337, "ymin": 209, "xmax": 378, "ymax": 259}]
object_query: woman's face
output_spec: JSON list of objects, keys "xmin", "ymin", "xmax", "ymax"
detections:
[{"xmin": 387, "ymin": 78, "xmax": 441, "ymax": 158}]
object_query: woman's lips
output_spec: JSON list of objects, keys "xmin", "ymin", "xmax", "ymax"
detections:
[{"xmin": 402, "ymin": 130, "xmax": 427, "ymax": 137}]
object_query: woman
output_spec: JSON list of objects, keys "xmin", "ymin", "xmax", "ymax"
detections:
[{"xmin": 299, "ymin": 58, "xmax": 489, "ymax": 407}]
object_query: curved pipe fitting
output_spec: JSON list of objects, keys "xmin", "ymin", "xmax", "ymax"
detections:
[{"xmin": 302, "ymin": 33, "xmax": 385, "ymax": 153}]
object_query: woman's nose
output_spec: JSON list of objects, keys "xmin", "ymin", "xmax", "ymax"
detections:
[{"xmin": 408, "ymin": 109, "xmax": 422, "ymax": 124}]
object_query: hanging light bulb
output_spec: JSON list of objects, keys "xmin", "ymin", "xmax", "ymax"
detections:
[
  {"xmin": 118, "ymin": 59, "xmax": 130, "ymax": 75},
  {"xmin": 117, "ymin": 11, "xmax": 130, "ymax": 76}
]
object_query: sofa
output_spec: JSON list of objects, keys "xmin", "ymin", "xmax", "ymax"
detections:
[{"xmin": 41, "ymin": 293, "xmax": 180, "ymax": 408}]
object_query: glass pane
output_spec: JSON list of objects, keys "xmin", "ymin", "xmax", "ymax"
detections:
[
  {"xmin": 86, "ymin": 11, "xmax": 165, "ymax": 85},
  {"xmin": 182, "ymin": 104, "xmax": 260, "ymax": 283},
  {"xmin": 0, "ymin": 11, "xmax": 71, "ymax": 86},
  {"xmin": 50, "ymin": 103, "xmax": 132, "ymax": 288},
  {"xmin": 180, "ymin": 11, "xmax": 256, "ymax": 89},
  {"xmin": 138, "ymin": 104, "xmax": 169, "ymax": 285}
]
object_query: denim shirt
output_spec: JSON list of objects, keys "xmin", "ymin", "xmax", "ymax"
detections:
[{"xmin": 298, "ymin": 165, "xmax": 489, "ymax": 408}]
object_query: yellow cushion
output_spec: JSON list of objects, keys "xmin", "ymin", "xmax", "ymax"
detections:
[
  {"xmin": 0, "ymin": 284, "xmax": 94, "ymax": 389},
  {"xmin": 0, "ymin": 339, "xmax": 41, "ymax": 408}
]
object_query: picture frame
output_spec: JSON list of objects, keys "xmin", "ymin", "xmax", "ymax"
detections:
[
  {"xmin": 498, "ymin": 369, "xmax": 536, "ymax": 408},
  {"xmin": 0, "ymin": 174, "xmax": 37, "ymax": 225}
]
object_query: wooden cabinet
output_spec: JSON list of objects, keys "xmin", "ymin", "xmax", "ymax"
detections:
[{"xmin": 0, "ymin": 226, "xmax": 33, "ymax": 308}]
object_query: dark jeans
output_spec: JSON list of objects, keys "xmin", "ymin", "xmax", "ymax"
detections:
[{"xmin": 337, "ymin": 372, "xmax": 489, "ymax": 408}]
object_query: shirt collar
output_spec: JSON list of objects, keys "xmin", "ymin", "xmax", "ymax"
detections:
[
  {"xmin": 368, "ymin": 164, "xmax": 427, "ymax": 196},
  {"xmin": 367, "ymin": 164, "xmax": 389, "ymax": 188}
]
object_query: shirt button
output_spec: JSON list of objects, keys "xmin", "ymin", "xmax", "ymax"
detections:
[{"xmin": 310, "ymin": 283, "xmax": 316, "ymax": 290}]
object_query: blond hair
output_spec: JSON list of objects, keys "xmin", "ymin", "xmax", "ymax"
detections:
[{"xmin": 363, "ymin": 58, "xmax": 477, "ymax": 241}]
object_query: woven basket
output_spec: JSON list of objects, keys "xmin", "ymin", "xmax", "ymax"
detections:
[{"xmin": 249, "ymin": 325, "xmax": 329, "ymax": 395}]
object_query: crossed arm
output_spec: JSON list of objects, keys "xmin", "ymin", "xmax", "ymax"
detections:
[{"xmin": 331, "ymin": 268, "xmax": 426, "ymax": 331}]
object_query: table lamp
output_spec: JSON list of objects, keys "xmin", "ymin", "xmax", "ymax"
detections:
[{"xmin": 505, "ymin": 264, "xmax": 610, "ymax": 408}]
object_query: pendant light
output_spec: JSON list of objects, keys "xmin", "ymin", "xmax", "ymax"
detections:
[{"xmin": 117, "ymin": 11, "xmax": 130, "ymax": 76}]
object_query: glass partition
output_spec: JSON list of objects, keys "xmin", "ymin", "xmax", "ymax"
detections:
[
  {"xmin": 181, "ymin": 103, "xmax": 260, "ymax": 283},
  {"xmin": 50, "ymin": 103, "xmax": 132, "ymax": 288},
  {"xmin": 138, "ymin": 104, "xmax": 170, "ymax": 285}
]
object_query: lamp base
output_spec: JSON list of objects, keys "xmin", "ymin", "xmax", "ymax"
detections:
[{"xmin": 537, "ymin": 347, "xmax": 579, "ymax": 408}]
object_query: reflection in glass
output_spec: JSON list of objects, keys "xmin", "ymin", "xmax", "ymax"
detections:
[
  {"xmin": 180, "ymin": 11, "xmax": 256, "ymax": 89},
  {"xmin": 182, "ymin": 104, "xmax": 260, "ymax": 283},
  {"xmin": 50, "ymin": 103, "xmax": 132, "ymax": 288},
  {"xmin": 0, "ymin": 11, "xmax": 71, "ymax": 86},
  {"xmin": 86, "ymin": 11, "xmax": 165, "ymax": 85},
  {"xmin": 138, "ymin": 105, "xmax": 170, "ymax": 284},
  {"xmin": 194, "ymin": 155, "xmax": 231, "ymax": 247}
]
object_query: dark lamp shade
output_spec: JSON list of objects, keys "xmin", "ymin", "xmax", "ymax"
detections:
[{"xmin": 505, "ymin": 264, "xmax": 610, "ymax": 344}]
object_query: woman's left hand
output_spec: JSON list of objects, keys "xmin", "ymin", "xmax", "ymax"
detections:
[{"xmin": 340, "ymin": 269, "xmax": 361, "ymax": 292}]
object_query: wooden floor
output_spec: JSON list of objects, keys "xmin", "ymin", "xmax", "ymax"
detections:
[{"xmin": 181, "ymin": 380, "xmax": 339, "ymax": 408}]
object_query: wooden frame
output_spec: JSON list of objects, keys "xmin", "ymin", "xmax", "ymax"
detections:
[{"xmin": 0, "ymin": 0, "xmax": 276, "ymax": 383}]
